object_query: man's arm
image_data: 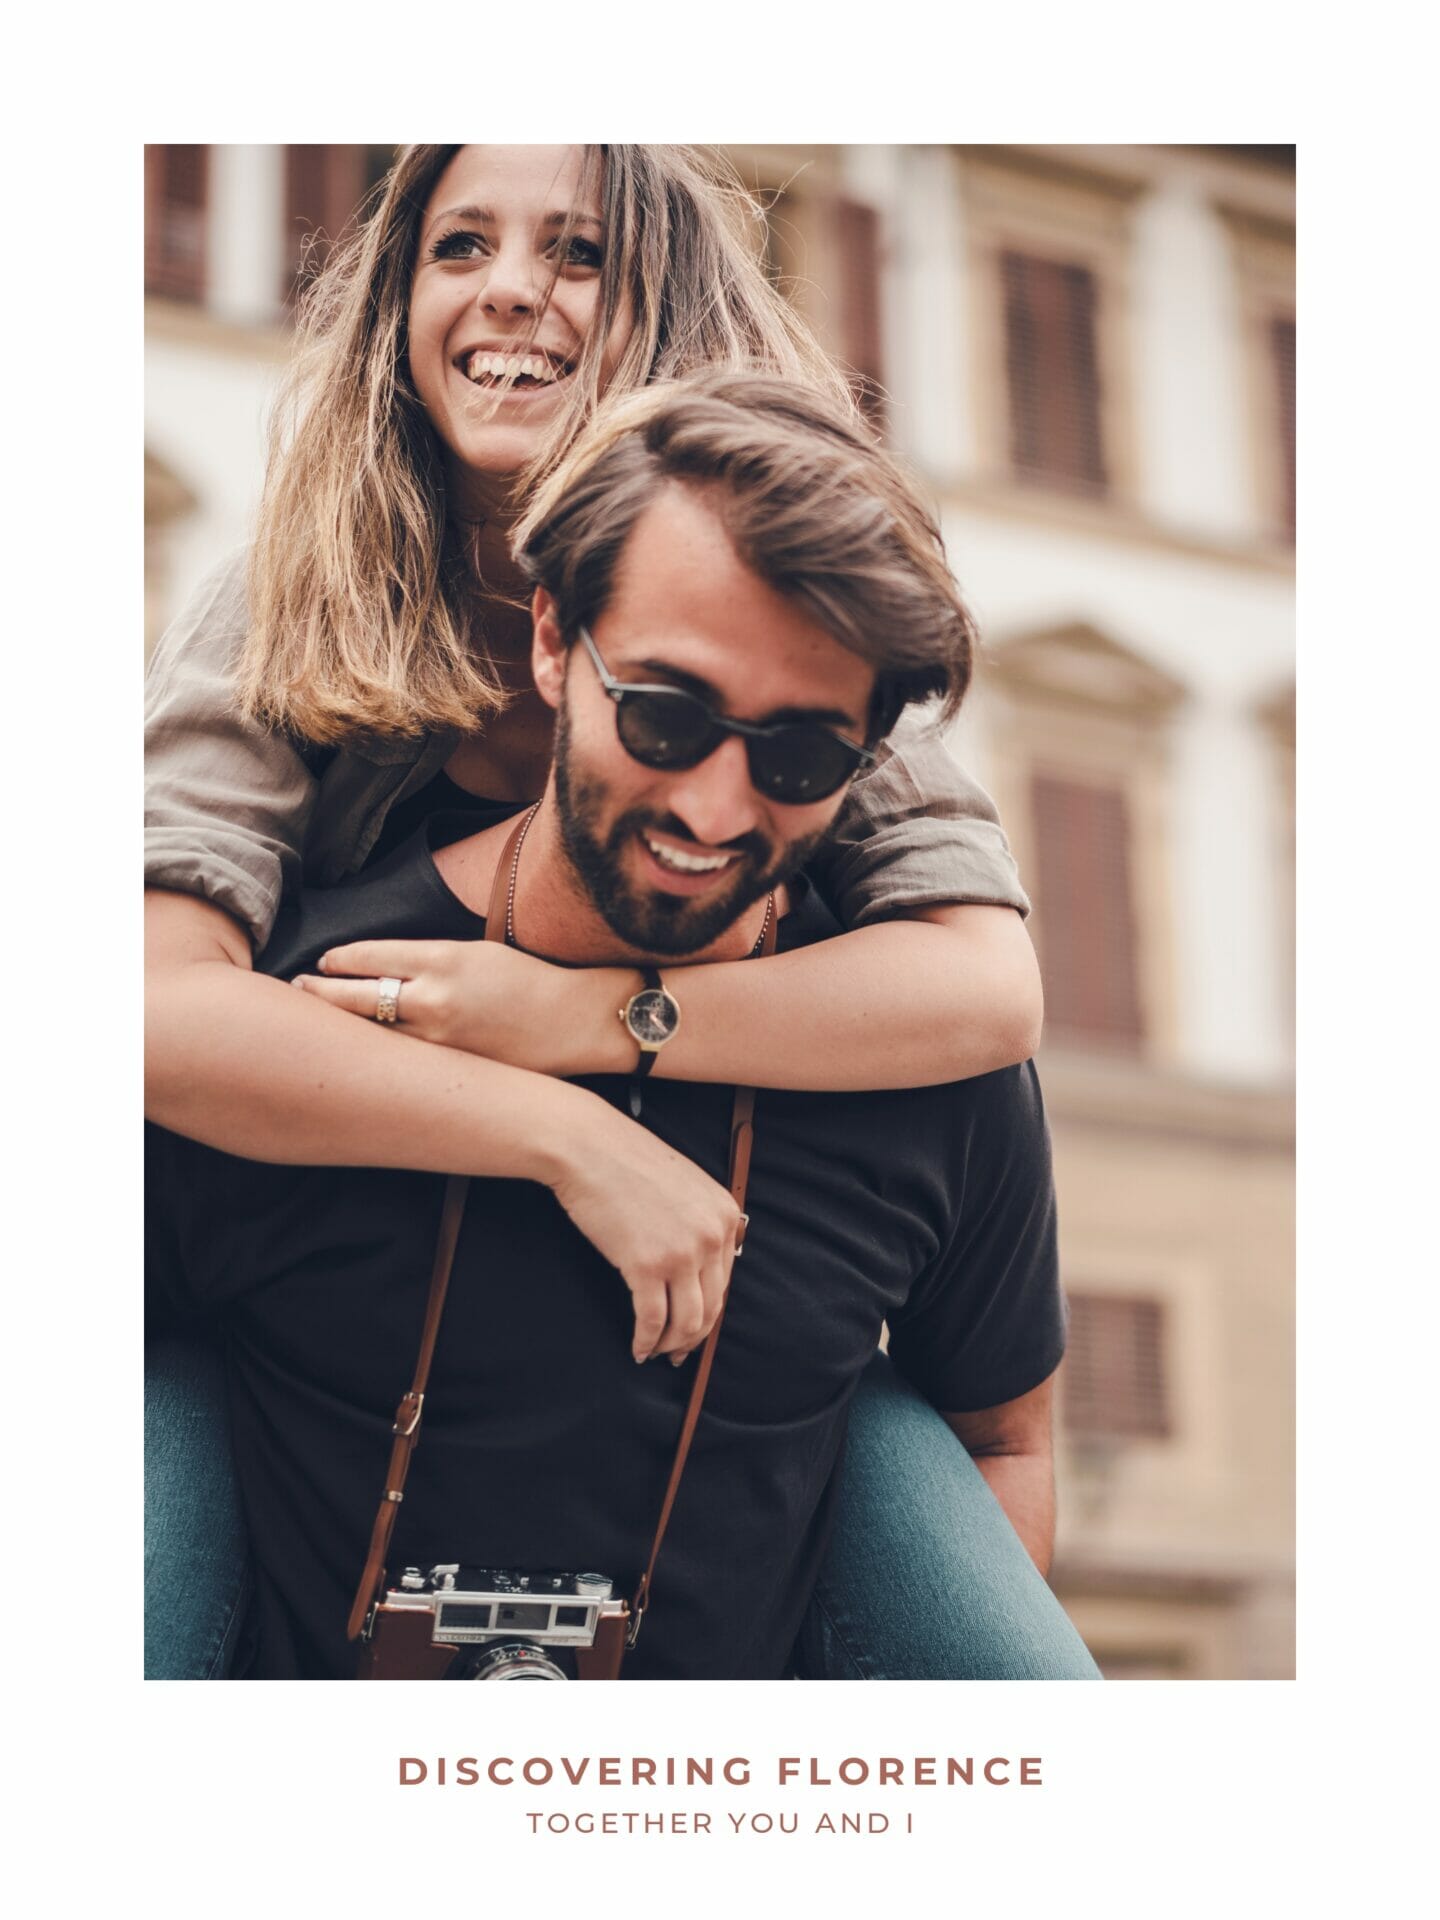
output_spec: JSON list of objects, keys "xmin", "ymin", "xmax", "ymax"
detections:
[{"xmin": 941, "ymin": 1373, "xmax": 1058, "ymax": 1577}]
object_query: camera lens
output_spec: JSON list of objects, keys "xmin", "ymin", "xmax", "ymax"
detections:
[{"xmin": 465, "ymin": 1642, "xmax": 568, "ymax": 1681}]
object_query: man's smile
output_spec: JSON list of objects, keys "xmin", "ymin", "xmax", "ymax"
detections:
[{"xmin": 639, "ymin": 828, "xmax": 744, "ymax": 892}]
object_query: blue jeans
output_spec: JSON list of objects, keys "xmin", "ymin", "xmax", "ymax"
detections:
[
  {"xmin": 144, "ymin": 1336, "xmax": 252, "ymax": 1680},
  {"xmin": 792, "ymin": 1353, "xmax": 1099, "ymax": 1679},
  {"xmin": 143, "ymin": 1339, "xmax": 1098, "ymax": 1680}
]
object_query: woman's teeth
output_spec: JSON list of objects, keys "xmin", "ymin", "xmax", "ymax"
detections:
[
  {"xmin": 644, "ymin": 835, "xmax": 736, "ymax": 875},
  {"xmin": 465, "ymin": 351, "xmax": 563, "ymax": 386}
]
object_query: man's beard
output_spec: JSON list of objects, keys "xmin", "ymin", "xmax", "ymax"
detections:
[{"xmin": 553, "ymin": 695, "xmax": 828, "ymax": 956}]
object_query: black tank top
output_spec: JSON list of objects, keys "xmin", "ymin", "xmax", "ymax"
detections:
[{"xmin": 364, "ymin": 770, "xmax": 515, "ymax": 869}]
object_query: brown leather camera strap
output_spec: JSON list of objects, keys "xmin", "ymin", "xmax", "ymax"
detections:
[
  {"xmin": 345, "ymin": 815, "xmax": 527, "ymax": 1642},
  {"xmin": 345, "ymin": 1169, "xmax": 470, "ymax": 1642},
  {"xmin": 626, "ymin": 1037, "xmax": 766, "ymax": 1647},
  {"xmin": 347, "ymin": 805, "xmax": 775, "ymax": 1656}
]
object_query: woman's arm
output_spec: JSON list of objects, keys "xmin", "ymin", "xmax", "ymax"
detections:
[
  {"xmin": 638, "ymin": 904, "xmax": 1043, "ymax": 1088},
  {"xmin": 147, "ymin": 890, "xmax": 740, "ymax": 1361},
  {"xmin": 300, "ymin": 903, "xmax": 1041, "ymax": 1090},
  {"xmin": 146, "ymin": 549, "xmax": 318, "ymax": 949},
  {"xmin": 302, "ymin": 723, "xmax": 1041, "ymax": 1088}
]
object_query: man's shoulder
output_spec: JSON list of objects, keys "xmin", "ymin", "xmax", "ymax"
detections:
[
  {"xmin": 260, "ymin": 810, "xmax": 493, "ymax": 980},
  {"xmin": 776, "ymin": 873, "xmax": 843, "ymax": 954}
]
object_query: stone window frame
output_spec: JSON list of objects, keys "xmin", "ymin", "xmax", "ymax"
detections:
[{"xmin": 1219, "ymin": 203, "xmax": 1296, "ymax": 549}]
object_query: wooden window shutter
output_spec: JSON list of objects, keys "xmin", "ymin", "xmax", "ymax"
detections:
[
  {"xmin": 1031, "ymin": 773, "xmax": 1143, "ymax": 1048},
  {"xmin": 1001, "ymin": 250, "xmax": 1107, "ymax": 493},
  {"xmin": 1270, "ymin": 314, "xmax": 1296, "ymax": 541},
  {"xmin": 835, "ymin": 195, "xmax": 887, "ymax": 429},
  {"xmin": 283, "ymin": 146, "xmax": 368, "ymax": 302},
  {"xmin": 1062, "ymin": 1293, "xmax": 1170, "ymax": 1440},
  {"xmin": 145, "ymin": 146, "xmax": 209, "ymax": 302}
]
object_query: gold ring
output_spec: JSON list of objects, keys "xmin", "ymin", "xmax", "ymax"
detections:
[{"xmin": 375, "ymin": 977, "xmax": 403, "ymax": 1025}]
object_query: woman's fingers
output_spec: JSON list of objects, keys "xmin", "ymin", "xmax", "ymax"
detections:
[
  {"xmin": 630, "ymin": 1276, "xmax": 670, "ymax": 1364},
  {"xmin": 667, "ymin": 1241, "xmax": 736, "ymax": 1367},
  {"xmin": 651, "ymin": 1274, "xmax": 708, "ymax": 1360},
  {"xmin": 315, "ymin": 940, "xmax": 449, "ymax": 979},
  {"xmin": 292, "ymin": 973, "xmax": 408, "ymax": 1021},
  {"xmin": 546, "ymin": 1103, "xmax": 743, "ymax": 1363}
]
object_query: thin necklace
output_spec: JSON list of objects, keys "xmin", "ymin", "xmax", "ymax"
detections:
[
  {"xmin": 505, "ymin": 799, "xmax": 775, "ymax": 961},
  {"xmin": 502, "ymin": 802, "xmax": 543, "ymax": 949},
  {"xmin": 748, "ymin": 889, "xmax": 775, "ymax": 959}
]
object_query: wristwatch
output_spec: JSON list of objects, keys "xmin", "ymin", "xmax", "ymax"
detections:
[{"xmin": 619, "ymin": 967, "xmax": 681, "ymax": 1077}]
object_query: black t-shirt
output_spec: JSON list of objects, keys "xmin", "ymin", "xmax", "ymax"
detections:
[
  {"xmin": 148, "ymin": 813, "xmax": 1064, "ymax": 1680},
  {"xmin": 362, "ymin": 769, "xmax": 506, "ymax": 867}
]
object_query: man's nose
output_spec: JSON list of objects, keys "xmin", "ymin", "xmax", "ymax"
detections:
[{"xmin": 663, "ymin": 736, "xmax": 762, "ymax": 849}]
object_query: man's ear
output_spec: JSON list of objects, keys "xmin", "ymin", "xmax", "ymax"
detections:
[{"xmin": 531, "ymin": 588, "xmax": 567, "ymax": 711}]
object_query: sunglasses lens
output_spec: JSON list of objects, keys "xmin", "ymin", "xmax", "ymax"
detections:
[
  {"xmin": 749, "ymin": 733, "xmax": 856, "ymax": 805},
  {"xmin": 616, "ymin": 690, "xmax": 716, "ymax": 768},
  {"xmin": 612, "ymin": 677, "xmax": 861, "ymax": 804}
]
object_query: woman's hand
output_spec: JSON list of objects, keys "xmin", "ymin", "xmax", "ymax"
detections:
[
  {"xmin": 294, "ymin": 939, "xmax": 632, "ymax": 1078},
  {"xmin": 293, "ymin": 938, "xmax": 735, "ymax": 1361},
  {"xmin": 546, "ymin": 1099, "xmax": 743, "ymax": 1365}
]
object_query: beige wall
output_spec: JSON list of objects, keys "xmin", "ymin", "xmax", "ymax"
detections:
[{"xmin": 1044, "ymin": 1066, "xmax": 1294, "ymax": 1676}]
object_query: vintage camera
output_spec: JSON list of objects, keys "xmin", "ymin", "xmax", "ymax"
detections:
[{"xmin": 358, "ymin": 1564, "xmax": 630, "ymax": 1680}]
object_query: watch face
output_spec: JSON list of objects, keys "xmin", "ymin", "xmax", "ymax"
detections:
[{"xmin": 628, "ymin": 987, "xmax": 680, "ymax": 1048}]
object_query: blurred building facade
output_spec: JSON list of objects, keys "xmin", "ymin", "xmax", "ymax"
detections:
[{"xmin": 145, "ymin": 143, "xmax": 1296, "ymax": 1679}]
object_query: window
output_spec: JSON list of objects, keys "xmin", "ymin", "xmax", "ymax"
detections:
[
  {"xmin": 980, "ymin": 622, "xmax": 1183, "ymax": 1065},
  {"xmin": 145, "ymin": 146, "xmax": 209, "ymax": 302},
  {"xmin": 1001, "ymin": 251, "xmax": 1107, "ymax": 494},
  {"xmin": 957, "ymin": 149, "xmax": 1139, "ymax": 506},
  {"xmin": 1031, "ymin": 772, "xmax": 1143, "ymax": 1049},
  {"xmin": 1063, "ymin": 1293, "xmax": 1171, "ymax": 1439},
  {"xmin": 1259, "ymin": 681, "xmax": 1296, "ymax": 1057},
  {"xmin": 756, "ymin": 182, "xmax": 799, "ymax": 290},
  {"xmin": 745, "ymin": 170, "xmax": 887, "ymax": 428},
  {"xmin": 283, "ymin": 145, "xmax": 379, "ymax": 302},
  {"xmin": 834, "ymin": 196, "xmax": 887, "ymax": 428},
  {"xmin": 1269, "ymin": 314, "xmax": 1296, "ymax": 541}
]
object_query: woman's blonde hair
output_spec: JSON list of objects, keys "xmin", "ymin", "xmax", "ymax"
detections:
[{"xmin": 240, "ymin": 145, "xmax": 858, "ymax": 745}]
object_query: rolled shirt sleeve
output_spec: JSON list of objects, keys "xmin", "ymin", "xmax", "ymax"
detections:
[
  {"xmin": 145, "ymin": 550, "xmax": 317, "ymax": 951},
  {"xmin": 809, "ymin": 708, "xmax": 1031, "ymax": 927}
]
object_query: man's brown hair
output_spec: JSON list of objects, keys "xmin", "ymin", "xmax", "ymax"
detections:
[{"xmin": 513, "ymin": 371, "xmax": 977, "ymax": 741}]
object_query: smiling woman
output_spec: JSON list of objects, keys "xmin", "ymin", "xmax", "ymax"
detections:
[
  {"xmin": 407, "ymin": 147, "xmax": 635, "ymax": 505},
  {"xmin": 145, "ymin": 144, "xmax": 1089, "ymax": 1683}
]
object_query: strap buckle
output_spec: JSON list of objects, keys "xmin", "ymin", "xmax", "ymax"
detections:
[
  {"xmin": 394, "ymin": 1392, "xmax": 424, "ymax": 1438},
  {"xmin": 626, "ymin": 1579, "xmax": 649, "ymax": 1649}
]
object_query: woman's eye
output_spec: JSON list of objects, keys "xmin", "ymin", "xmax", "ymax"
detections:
[
  {"xmin": 430, "ymin": 228, "xmax": 487, "ymax": 262},
  {"xmin": 557, "ymin": 236, "xmax": 603, "ymax": 270}
]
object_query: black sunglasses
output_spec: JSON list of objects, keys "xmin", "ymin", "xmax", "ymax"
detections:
[{"xmin": 577, "ymin": 627, "xmax": 875, "ymax": 805}]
